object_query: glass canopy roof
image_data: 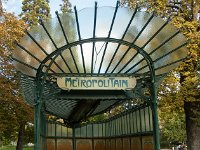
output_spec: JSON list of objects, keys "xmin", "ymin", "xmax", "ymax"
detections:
[
  {"xmin": 13, "ymin": 3, "xmax": 188, "ymax": 125},
  {"xmin": 13, "ymin": 6, "xmax": 187, "ymax": 77}
]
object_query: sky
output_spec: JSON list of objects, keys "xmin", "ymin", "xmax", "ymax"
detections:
[{"xmin": 3, "ymin": 0, "xmax": 117, "ymax": 16}]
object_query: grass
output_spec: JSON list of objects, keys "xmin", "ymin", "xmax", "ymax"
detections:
[{"xmin": 0, "ymin": 145, "xmax": 34, "ymax": 150}]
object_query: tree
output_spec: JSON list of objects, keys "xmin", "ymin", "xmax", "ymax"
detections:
[
  {"xmin": 0, "ymin": 6, "xmax": 34, "ymax": 150},
  {"xmin": 60, "ymin": 0, "xmax": 72, "ymax": 13},
  {"xmin": 158, "ymin": 72, "xmax": 187, "ymax": 143},
  {"xmin": 121, "ymin": 0, "xmax": 200, "ymax": 149},
  {"xmin": 20, "ymin": 0, "xmax": 50, "ymax": 26}
]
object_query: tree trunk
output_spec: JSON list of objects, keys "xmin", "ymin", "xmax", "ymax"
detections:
[
  {"xmin": 184, "ymin": 101, "xmax": 200, "ymax": 150},
  {"xmin": 16, "ymin": 124, "xmax": 25, "ymax": 150},
  {"xmin": 0, "ymin": 0, "xmax": 3, "ymax": 14}
]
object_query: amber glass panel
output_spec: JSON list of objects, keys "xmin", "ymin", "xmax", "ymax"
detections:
[
  {"xmin": 131, "ymin": 137, "xmax": 141, "ymax": 150},
  {"xmin": 94, "ymin": 139, "xmax": 105, "ymax": 150},
  {"xmin": 57, "ymin": 139, "xmax": 72, "ymax": 150},
  {"xmin": 123, "ymin": 138, "xmax": 130, "ymax": 150},
  {"xmin": 110, "ymin": 139, "xmax": 115, "ymax": 150},
  {"xmin": 76, "ymin": 139, "xmax": 92, "ymax": 150},
  {"xmin": 46, "ymin": 139, "xmax": 55, "ymax": 150},
  {"xmin": 116, "ymin": 138, "xmax": 122, "ymax": 150},
  {"xmin": 106, "ymin": 139, "xmax": 111, "ymax": 150},
  {"xmin": 142, "ymin": 136, "xmax": 154, "ymax": 150}
]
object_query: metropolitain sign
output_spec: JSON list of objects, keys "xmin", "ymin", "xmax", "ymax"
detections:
[{"xmin": 57, "ymin": 76, "xmax": 136, "ymax": 90}]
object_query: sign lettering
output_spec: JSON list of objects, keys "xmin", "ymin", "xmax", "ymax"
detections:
[{"xmin": 57, "ymin": 77, "xmax": 136, "ymax": 90}]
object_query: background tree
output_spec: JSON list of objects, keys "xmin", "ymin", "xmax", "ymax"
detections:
[
  {"xmin": 0, "ymin": 3, "xmax": 34, "ymax": 150},
  {"xmin": 158, "ymin": 72, "xmax": 186, "ymax": 143},
  {"xmin": 60, "ymin": 0, "xmax": 72, "ymax": 13},
  {"xmin": 20, "ymin": 0, "xmax": 50, "ymax": 26},
  {"xmin": 121, "ymin": 0, "xmax": 200, "ymax": 149}
]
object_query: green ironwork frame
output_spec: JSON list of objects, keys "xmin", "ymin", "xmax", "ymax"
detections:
[
  {"xmin": 13, "ymin": 2, "xmax": 188, "ymax": 150},
  {"xmin": 32, "ymin": 37, "xmax": 161, "ymax": 149}
]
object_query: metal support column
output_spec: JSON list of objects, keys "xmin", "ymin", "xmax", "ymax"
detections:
[
  {"xmin": 34, "ymin": 81, "xmax": 43, "ymax": 150},
  {"xmin": 72, "ymin": 126, "xmax": 76, "ymax": 150},
  {"xmin": 34, "ymin": 101, "xmax": 42, "ymax": 150},
  {"xmin": 41, "ymin": 111, "xmax": 47, "ymax": 150},
  {"xmin": 151, "ymin": 83, "xmax": 160, "ymax": 150}
]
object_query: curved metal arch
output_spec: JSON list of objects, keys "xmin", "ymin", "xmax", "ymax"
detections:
[{"xmin": 36, "ymin": 37, "xmax": 156, "ymax": 81}]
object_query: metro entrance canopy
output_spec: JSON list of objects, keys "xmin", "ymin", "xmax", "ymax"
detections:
[{"xmin": 13, "ymin": 2, "xmax": 188, "ymax": 150}]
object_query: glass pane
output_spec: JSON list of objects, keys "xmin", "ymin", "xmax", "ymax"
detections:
[
  {"xmin": 149, "ymin": 107, "xmax": 153, "ymax": 131},
  {"xmin": 135, "ymin": 16, "xmax": 165, "ymax": 48},
  {"xmin": 140, "ymin": 108, "xmax": 145, "ymax": 132},
  {"xmin": 98, "ymin": 124, "xmax": 102, "ymax": 137},
  {"xmin": 126, "ymin": 112, "xmax": 131, "ymax": 134},
  {"xmin": 130, "ymin": 112, "xmax": 134, "ymax": 134},
  {"xmin": 93, "ymin": 124, "xmax": 98, "ymax": 137},
  {"xmin": 119, "ymin": 117, "xmax": 122, "ymax": 135},
  {"xmin": 113, "ymin": 120, "xmax": 116, "ymax": 136},
  {"xmin": 51, "ymin": 123, "xmax": 55, "ymax": 137},
  {"xmin": 78, "ymin": 8, "xmax": 94, "ymax": 39},
  {"xmin": 75, "ymin": 128, "xmax": 81, "ymax": 137},
  {"xmin": 133, "ymin": 111, "xmax": 137, "ymax": 133},
  {"xmin": 111, "ymin": 8, "xmax": 135, "ymax": 39},
  {"xmin": 80, "ymin": 125, "xmax": 87, "ymax": 137},
  {"xmin": 121, "ymin": 116, "xmax": 125, "ymax": 135},
  {"xmin": 47, "ymin": 123, "xmax": 51, "ymax": 137},
  {"xmin": 108, "ymin": 121, "xmax": 111, "ymax": 137},
  {"xmin": 96, "ymin": 7, "xmax": 114, "ymax": 37},
  {"xmin": 114, "ymin": 120, "xmax": 117, "ymax": 136},
  {"xmin": 136, "ymin": 110, "xmax": 141, "ymax": 133},
  {"xmin": 115, "ymin": 118, "xmax": 118, "ymax": 136},
  {"xmin": 61, "ymin": 13, "xmax": 78, "ymax": 43},
  {"xmin": 87, "ymin": 124, "xmax": 92, "ymax": 137},
  {"xmin": 68, "ymin": 128, "xmax": 73, "ymax": 137},
  {"xmin": 110, "ymin": 121, "xmax": 112, "ymax": 136},
  {"xmin": 105, "ymin": 122, "xmax": 109, "ymax": 137},
  {"xmin": 29, "ymin": 24, "xmax": 55, "ymax": 54},
  {"xmin": 62, "ymin": 126, "xmax": 68, "ymax": 137},
  {"xmin": 43, "ymin": 16, "xmax": 66, "ymax": 48},
  {"xmin": 145, "ymin": 106, "xmax": 150, "ymax": 132},
  {"xmin": 102, "ymin": 123, "xmax": 105, "ymax": 137},
  {"xmin": 56, "ymin": 124, "xmax": 62, "ymax": 137}
]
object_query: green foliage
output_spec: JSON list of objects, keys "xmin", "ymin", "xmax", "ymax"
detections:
[
  {"xmin": 0, "ymin": 11, "xmax": 33, "ymax": 147},
  {"xmin": 0, "ymin": 13, "xmax": 27, "ymax": 55},
  {"xmin": 23, "ymin": 124, "xmax": 34, "ymax": 144},
  {"xmin": 158, "ymin": 72, "xmax": 186, "ymax": 142},
  {"xmin": 20, "ymin": 0, "xmax": 50, "ymax": 26},
  {"xmin": 160, "ymin": 112, "xmax": 186, "ymax": 142},
  {"xmin": 85, "ymin": 113, "xmax": 108, "ymax": 124}
]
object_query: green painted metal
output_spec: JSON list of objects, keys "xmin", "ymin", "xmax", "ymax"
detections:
[
  {"xmin": 91, "ymin": 2, "xmax": 98, "ymax": 73},
  {"xmin": 34, "ymin": 81, "xmax": 43, "ymax": 150},
  {"xmin": 74, "ymin": 6, "xmax": 86, "ymax": 73},
  {"xmin": 144, "ymin": 53, "xmax": 160, "ymax": 150},
  {"xmin": 41, "ymin": 111, "xmax": 47, "ymax": 150},
  {"xmin": 12, "ymin": 4, "xmax": 188, "ymax": 150},
  {"xmin": 151, "ymin": 82, "xmax": 160, "ymax": 150},
  {"xmin": 72, "ymin": 126, "xmax": 76, "ymax": 150}
]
